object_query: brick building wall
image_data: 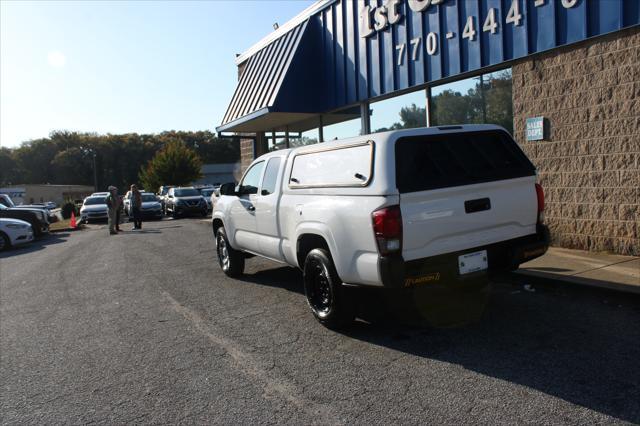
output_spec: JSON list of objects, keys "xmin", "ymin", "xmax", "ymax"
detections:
[
  {"xmin": 512, "ymin": 27, "xmax": 639, "ymax": 256},
  {"xmin": 239, "ymin": 138, "xmax": 254, "ymax": 176}
]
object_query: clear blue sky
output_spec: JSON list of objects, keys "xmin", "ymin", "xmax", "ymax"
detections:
[{"xmin": 0, "ymin": 0, "xmax": 314, "ymax": 148}]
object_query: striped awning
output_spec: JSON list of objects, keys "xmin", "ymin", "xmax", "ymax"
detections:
[{"xmin": 217, "ymin": 20, "xmax": 313, "ymax": 133}]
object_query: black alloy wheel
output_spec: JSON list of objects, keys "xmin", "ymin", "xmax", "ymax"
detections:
[
  {"xmin": 303, "ymin": 248, "xmax": 355, "ymax": 329},
  {"xmin": 215, "ymin": 226, "xmax": 244, "ymax": 277}
]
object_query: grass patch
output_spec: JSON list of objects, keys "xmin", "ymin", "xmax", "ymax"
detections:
[{"xmin": 49, "ymin": 218, "xmax": 80, "ymax": 232}]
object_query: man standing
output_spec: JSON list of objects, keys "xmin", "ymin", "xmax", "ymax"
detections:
[
  {"xmin": 130, "ymin": 184, "xmax": 143, "ymax": 230},
  {"xmin": 105, "ymin": 186, "xmax": 119, "ymax": 235}
]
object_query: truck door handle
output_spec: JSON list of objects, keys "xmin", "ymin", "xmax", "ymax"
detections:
[
  {"xmin": 248, "ymin": 205, "xmax": 255, "ymax": 211},
  {"xmin": 465, "ymin": 198, "xmax": 491, "ymax": 213}
]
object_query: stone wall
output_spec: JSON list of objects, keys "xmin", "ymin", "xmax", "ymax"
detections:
[
  {"xmin": 512, "ymin": 27, "xmax": 639, "ymax": 256},
  {"xmin": 239, "ymin": 138, "xmax": 254, "ymax": 176}
]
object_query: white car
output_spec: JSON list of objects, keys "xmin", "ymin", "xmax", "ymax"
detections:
[
  {"xmin": 0, "ymin": 218, "xmax": 34, "ymax": 251},
  {"xmin": 199, "ymin": 188, "xmax": 215, "ymax": 213},
  {"xmin": 80, "ymin": 196, "xmax": 109, "ymax": 222},
  {"xmin": 212, "ymin": 125, "xmax": 550, "ymax": 328}
]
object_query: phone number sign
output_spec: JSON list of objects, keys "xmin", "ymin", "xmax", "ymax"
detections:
[{"xmin": 316, "ymin": 0, "xmax": 639, "ymax": 108}]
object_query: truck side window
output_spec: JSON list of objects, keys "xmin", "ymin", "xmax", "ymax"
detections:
[
  {"xmin": 260, "ymin": 158, "xmax": 281, "ymax": 196},
  {"xmin": 240, "ymin": 161, "xmax": 265, "ymax": 195}
]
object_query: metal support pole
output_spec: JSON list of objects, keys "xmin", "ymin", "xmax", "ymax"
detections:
[
  {"xmin": 480, "ymin": 74, "xmax": 487, "ymax": 123},
  {"xmin": 318, "ymin": 115, "xmax": 324, "ymax": 142},
  {"xmin": 92, "ymin": 152, "xmax": 98, "ymax": 191},
  {"xmin": 285, "ymin": 126, "xmax": 290, "ymax": 149},
  {"xmin": 425, "ymin": 87, "xmax": 432, "ymax": 127},
  {"xmin": 360, "ymin": 102, "xmax": 371, "ymax": 135}
]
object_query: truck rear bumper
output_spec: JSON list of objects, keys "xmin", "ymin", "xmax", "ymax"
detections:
[{"xmin": 377, "ymin": 225, "xmax": 550, "ymax": 288}]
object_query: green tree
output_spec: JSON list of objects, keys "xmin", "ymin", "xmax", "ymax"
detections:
[
  {"xmin": 397, "ymin": 103, "xmax": 427, "ymax": 128},
  {"xmin": 0, "ymin": 147, "xmax": 19, "ymax": 185},
  {"xmin": 139, "ymin": 139, "xmax": 203, "ymax": 192}
]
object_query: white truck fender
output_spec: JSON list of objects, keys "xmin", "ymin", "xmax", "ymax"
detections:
[
  {"xmin": 211, "ymin": 210, "xmax": 239, "ymax": 247},
  {"xmin": 292, "ymin": 222, "xmax": 340, "ymax": 270}
]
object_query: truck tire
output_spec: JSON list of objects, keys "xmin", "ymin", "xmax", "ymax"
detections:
[
  {"xmin": 303, "ymin": 248, "xmax": 355, "ymax": 329},
  {"xmin": 215, "ymin": 226, "xmax": 244, "ymax": 277}
]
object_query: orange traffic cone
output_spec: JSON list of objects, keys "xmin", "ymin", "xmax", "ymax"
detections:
[{"xmin": 70, "ymin": 211, "xmax": 77, "ymax": 229}]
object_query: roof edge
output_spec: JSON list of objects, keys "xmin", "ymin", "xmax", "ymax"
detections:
[
  {"xmin": 234, "ymin": 0, "xmax": 334, "ymax": 66},
  {"xmin": 216, "ymin": 107, "xmax": 271, "ymax": 133}
]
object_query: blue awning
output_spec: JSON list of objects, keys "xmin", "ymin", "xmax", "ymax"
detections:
[{"xmin": 217, "ymin": 19, "xmax": 320, "ymax": 133}]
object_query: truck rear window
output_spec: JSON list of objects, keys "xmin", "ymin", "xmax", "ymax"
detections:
[{"xmin": 395, "ymin": 130, "xmax": 535, "ymax": 193}]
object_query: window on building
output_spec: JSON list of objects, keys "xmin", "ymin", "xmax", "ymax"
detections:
[
  {"xmin": 370, "ymin": 90, "xmax": 427, "ymax": 133},
  {"xmin": 430, "ymin": 69, "xmax": 513, "ymax": 135},
  {"xmin": 322, "ymin": 106, "xmax": 361, "ymax": 141},
  {"xmin": 292, "ymin": 127, "xmax": 319, "ymax": 147}
]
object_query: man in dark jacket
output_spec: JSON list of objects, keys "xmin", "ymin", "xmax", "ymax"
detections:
[
  {"xmin": 130, "ymin": 184, "xmax": 143, "ymax": 230},
  {"xmin": 105, "ymin": 186, "xmax": 119, "ymax": 235}
]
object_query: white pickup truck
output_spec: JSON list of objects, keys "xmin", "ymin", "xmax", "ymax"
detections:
[{"xmin": 212, "ymin": 125, "xmax": 549, "ymax": 328}]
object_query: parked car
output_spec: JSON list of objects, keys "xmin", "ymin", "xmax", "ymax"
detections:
[
  {"xmin": 212, "ymin": 125, "xmax": 550, "ymax": 328},
  {"xmin": 199, "ymin": 187, "xmax": 215, "ymax": 213},
  {"xmin": 0, "ymin": 204, "xmax": 49, "ymax": 237},
  {"xmin": 0, "ymin": 218, "xmax": 34, "ymax": 251},
  {"xmin": 80, "ymin": 196, "xmax": 108, "ymax": 223},
  {"xmin": 157, "ymin": 186, "xmax": 173, "ymax": 213},
  {"xmin": 125, "ymin": 192, "xmax": 163, "ymax": 220},
  {"xmin": 0, "ymin": 194, "xmax": 14, "ymax": 208},
  {"xmin": 1, "ymin": 194, "xmax": 59, "ymax": 223},
  {"xmin": 91, "ymin": 192, "xmax": 109, "ymax": 197},
  {"xmin": 165, "ymin": 187, "xmax": 207, "ymax": 218}
]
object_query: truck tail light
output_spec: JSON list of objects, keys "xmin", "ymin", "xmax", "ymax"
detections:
[
  {"xmin": 535, "ymin": 183, "xmax": 545, "ymax": 224},
  {"xmin": 372, "ymin": 205, "xmax": 402, "ymax": 255}
]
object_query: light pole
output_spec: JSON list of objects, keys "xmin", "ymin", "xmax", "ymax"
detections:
[{"xmin": 92, "ymin": 151, "xmax": 98, "ymax": 191}]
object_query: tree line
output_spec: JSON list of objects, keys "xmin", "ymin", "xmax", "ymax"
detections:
[{"xmin": 0, "ymin": 130, "xmax": 239, "ymax": 191}]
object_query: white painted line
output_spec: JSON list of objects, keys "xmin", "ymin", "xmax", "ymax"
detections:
[{"xmin": 162, "ymin": 291, "xmax": 342, "ymax": 424}]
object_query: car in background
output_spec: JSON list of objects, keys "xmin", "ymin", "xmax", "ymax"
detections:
[
  {"xmin": 1, "ymin": 194, "xmax": 59, "ymax": 223},
  {"xmin": 125, "ymin": 192, "xmax": 163, "ymax": 220},
  {"xmin": 80, "ymin": 196, "xmax": 108, "ymax": 223},
  {"xmin": 164, "ymin": 187, "xmax": 207, "ymax": 218},
  {"xmin": 0, "ymin": 218, "xmax": 34, "ymax": 251},
  {"xmin": 157, "ymin": 186, "xmax": 173, "ymax": 213},
  {"xmin": 0, "ymin": 204, "xmax": 49, "ymax": 237},
  {"xmin": 91, "ymin": 192, "xmax": 109, "ymax": 197},
  {"xmin": 20, "ymin": 201, "xmax": 57, "ymax": 210},
  {"xmin": 198, "ymin": 187, "xmax": 215, "ymax": 213}
]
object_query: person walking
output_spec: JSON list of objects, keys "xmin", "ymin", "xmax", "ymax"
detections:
[
  {"xmin": 105, "ymin": 186, "xmax": 119, "ymax": 235},
  {"xmin": 130, "ymin": 184, "xmax": 143, "ymax": 230}
]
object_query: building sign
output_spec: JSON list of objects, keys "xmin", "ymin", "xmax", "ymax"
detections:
[
  {"xmin": 316, "ymin": 0, "xmax": 639, "ymax": 111},
  {"xmin": 526, "ymin": 117, "xmax": 545, "ymax": 141},
  {"xmin": 360, "ymin": 0, "xmax": 581, "ymax": 39}
]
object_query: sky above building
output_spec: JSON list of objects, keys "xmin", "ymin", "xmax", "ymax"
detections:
[{"xmin": 0, "ymin": 0, "xmax": 314, "ymax": 148}]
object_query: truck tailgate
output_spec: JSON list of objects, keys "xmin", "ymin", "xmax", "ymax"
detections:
[
  {"xmin": 400, "ymin": 177, "xmax": 538, "ymax": 261},
  {"xmin": 394, "ymin": 129, "xmax": 539, "ymax": 262}
]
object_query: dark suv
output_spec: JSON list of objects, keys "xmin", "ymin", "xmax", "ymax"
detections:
[{"xmin": 164, "ymin": 187, "xmax": 207, "ymax": 218}]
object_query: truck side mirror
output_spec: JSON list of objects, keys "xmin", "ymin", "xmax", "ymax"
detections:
[{"xmin": 219, "ymin": 182, "xmax": 237, "ymax": 196}]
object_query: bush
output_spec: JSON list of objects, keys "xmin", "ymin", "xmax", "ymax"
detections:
[{"xmin": 60, "ymin": 200, "xmax": 78, "ymax": 219}]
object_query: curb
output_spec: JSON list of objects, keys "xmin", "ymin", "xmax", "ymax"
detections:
[{"xmin": 514, "ymin": 270, "xmax": 640, "ymax": 295}]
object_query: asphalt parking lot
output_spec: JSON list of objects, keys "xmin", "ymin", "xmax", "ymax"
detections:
[{"xmin": 1, "ymin": 218, "xmax": 639, "ymax": 424}]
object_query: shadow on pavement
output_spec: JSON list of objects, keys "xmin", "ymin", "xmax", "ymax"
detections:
[
  {"xmin": 227, "ymin": 260, "xmax": 640, "ymax": 422},
  {"xmin": 238, "ymin": 266, "xmax": 305, "ymax": 295},
  {"xmin": 342, "ymin": 282, "xmax": 640, "ymax": 423},
  {"xmin": 0, "ymin": 232, "xmax": 70, "ymax": 258}
]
